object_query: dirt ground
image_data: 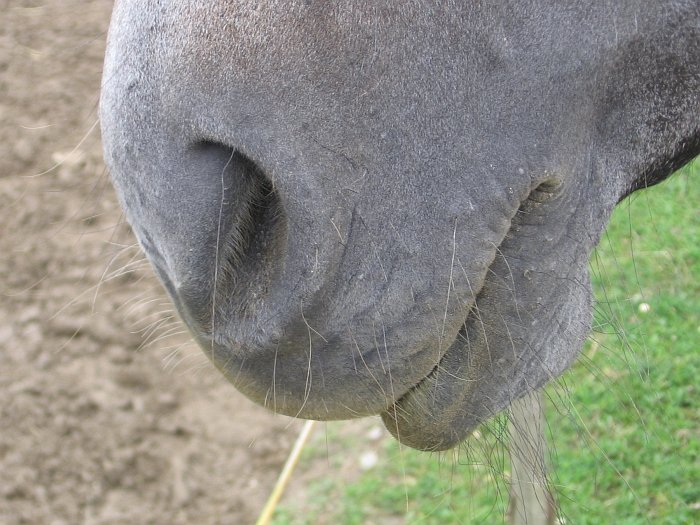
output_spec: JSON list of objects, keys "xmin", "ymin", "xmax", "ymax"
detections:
[{"xmin": 1, "ymin": 3, "xmax": 382, "ymax": 524}]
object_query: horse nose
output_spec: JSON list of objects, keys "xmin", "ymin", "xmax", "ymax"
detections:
[
  {"xmin": 174, "ymin": 142, "xmax": 288, "ymax": 332},
  {"xmin": 111, "ymin": 138, "xmax": 288, "ymax": 336}
]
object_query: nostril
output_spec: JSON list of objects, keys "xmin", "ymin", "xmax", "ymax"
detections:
[{"xmin": 193, "ymin": 141, "xmax": 287, "ymax": 323}]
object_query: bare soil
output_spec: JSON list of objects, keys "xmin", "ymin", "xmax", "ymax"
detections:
[{"xmin": 0, "ymin": 2, "xmax": 359, "ymax": 523}]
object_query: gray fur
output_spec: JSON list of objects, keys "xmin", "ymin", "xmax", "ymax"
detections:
[{"xmin": 101, "ymin": 1, "xmax": 699, "ymax": 450}]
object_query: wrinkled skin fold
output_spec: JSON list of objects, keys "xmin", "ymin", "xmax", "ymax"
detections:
[{"xmin": 100, "ymin": 1, "xmax": 699, "ymax": 450}]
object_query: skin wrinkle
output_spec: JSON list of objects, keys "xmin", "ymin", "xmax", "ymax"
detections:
[
  {"xmin": 348, "ymin": 211, "xmax": 444, "ymax": 334},
  {"xmin": 102, "ymin": 1, "xmax": 699, "ymax": 449}
]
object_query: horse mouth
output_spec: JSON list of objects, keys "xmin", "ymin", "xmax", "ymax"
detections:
[
  {"xmin": 379, "ymin": 322, "xmax": 477, "ymax": 451},
  {"xmin": 379, "ymin": 184, "xmax": 592, "ymax": 452}
]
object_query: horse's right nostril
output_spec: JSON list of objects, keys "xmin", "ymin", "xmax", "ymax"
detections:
[{"xmin": 193, "ymin": 142, "xmax": 287, "ymax": 326}]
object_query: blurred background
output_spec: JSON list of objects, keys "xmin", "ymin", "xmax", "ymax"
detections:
[
  {"xmin": 1, "ymin": 3, "xmax": 308, "ymax": 523},
  {"xmin": 1, "ymin": 2, "xmax": 697, "ymax": 524}
]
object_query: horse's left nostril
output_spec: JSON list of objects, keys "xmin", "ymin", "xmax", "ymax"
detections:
[{"xmin": 193, "ymin": 142, "xmax": 287, "ymax": 327}]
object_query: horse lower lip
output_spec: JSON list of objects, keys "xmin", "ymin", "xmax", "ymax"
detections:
[{"xmin": 379, "ymin": 332, "xmax": 468, "ymax": 452}]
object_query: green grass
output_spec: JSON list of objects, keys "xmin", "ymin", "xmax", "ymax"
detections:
[{"xmin": 272, "ymin": 159, "xmax": 699, "ymax": 525}]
